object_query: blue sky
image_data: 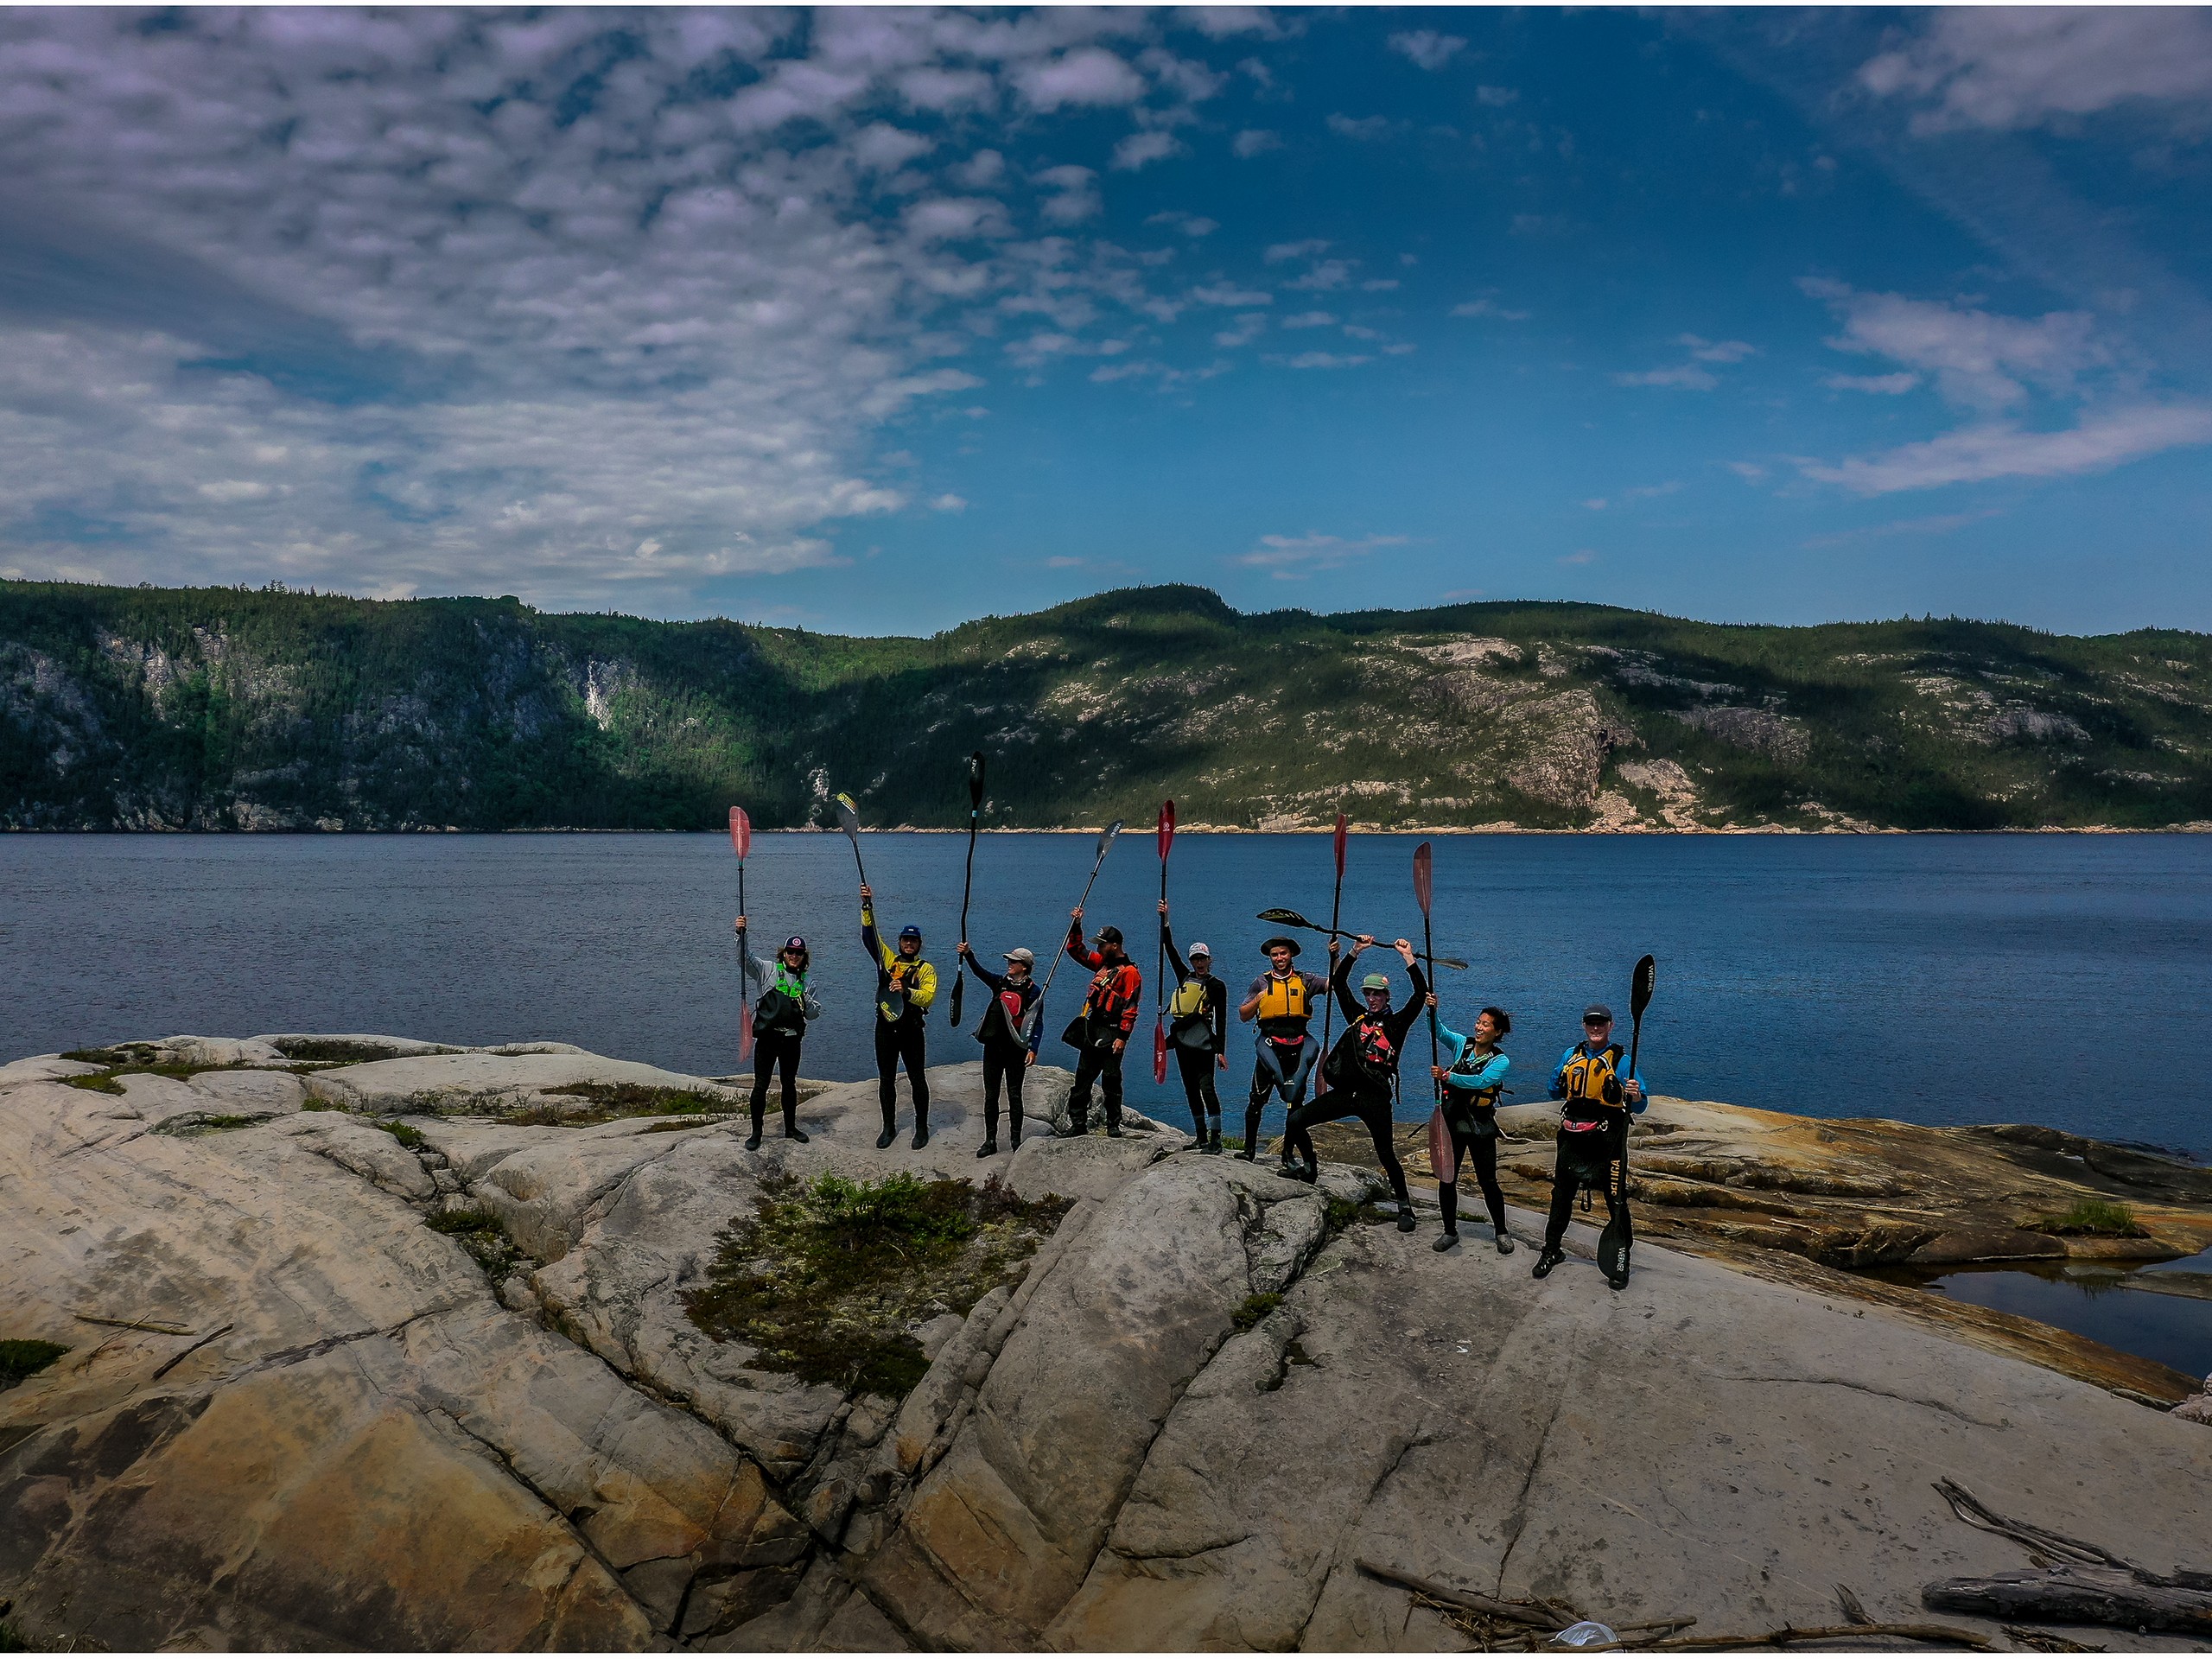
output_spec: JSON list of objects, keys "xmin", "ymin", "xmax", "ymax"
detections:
[{"xmin": 1, "ymin": 7, "xmax": 2209, "ymax": 635}]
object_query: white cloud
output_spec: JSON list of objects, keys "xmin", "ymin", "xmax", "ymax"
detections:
[
  {"xmin": 1859, "ymin": 9, "xmax": 2212, "ymax": 134},
  {"xmin": 1191, "ymin": 283, "xmax": 1273, "ymax": 307},
  {"xmin": 1681, "ymin": 334, "xmax": 1758, "ymax": 363},
  {"xmin": 1802, "ymin": 278, "xmax": 2102, "ymax": 411},
  {"xmin": 1013, "ymin": 47, "xmax": 1147, "ymax": 112},
  {"xmin": 1281, "ymin": 312, "xmax": 1337, "ymax": 329},
  {"xmin": 1614, "ymin": 365, "xmax": 1719, "ymax": 391},
  {"xmin": 1213, "ymin": 313, "xmax": 1268, "ymax": 348},
  {"xmin": 1264, "ymin": 238, "xmax": 1331, "ymax": 264},
  {"xmin": 1231, "ymin": 128, "xmax": 1284, "ymax": 157},
  {"xmin": 1112, "ymin": 130, "xmax": 1184, "ymax": 171},
  {"xmin": 1265, "ymin": 351, "xmax": 1373, "ymax": 370},
  {"xmin": 1286, "ymin": 260, "xmax": 1357, "ymax": 292},
  {"xmin": 1452, "ymin": 298, "xmax": 1532, "ymax": 321},
  {"xmin": 1824, "ymin": 372, "xmax": 1922, "ymax": 395},
  {"xmin": 1475, "ymin": 85, "xmax": 1518, "ymax": 107},
  {"xmin": 1033, "ymin": 163, "xmax": 1103, "ymax": 224},
  {"xmin": 1235, "ymin": 531, "xmax": 1410, "ymax": 575},
  {"xmin": 1146, "ymin": 210, "xmax": 1218, "ymax": 237},
  {"xmin": 930, "ymin": 493, "xmax": 968, "ymax": 512},
  {"xmin": 1046, "ymin": 554, "xmax": 1084, "ymax": 567},
  {"xmin": 1387, "ymin": 30, "xmax": 1468, "ymax": 72},
  {"xmin": 1796, "ymin": 404, "xmax": 2212, "ymax": 494},
  {"xmin": 1326, "ymin": 113, "xmax": 1398, "ymax": 141},
  {"xmin": 1801, "ymin": 508, "xmax": 2002, "ymax": 550}
]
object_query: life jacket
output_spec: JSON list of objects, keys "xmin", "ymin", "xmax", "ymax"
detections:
[
  {"xmin": 1170, "ymin": 978, "xmax": 1210, "ymax": 1019},
  {"xmin": 1560, "ymin": 1042, "xmax": 1627, "ymax": 1109},
  {"xmin": 1075, "ymin": 960, "xmax": 1141, "ymax": 1042},
  {"xmin": 1323, "ymin": 1013, "xmax": 1398, "ymax": 1093},
  {"xmin": 1253, "ymin": 972, "xmax": 1312, "ymax": 1038},
  {"xmin": 756, "ymin": 965, "xmax": 810, "ymax": 1037},
  {"xmin": 1442, "ymin": 1040, "xmax": 1504, "ymax": 1137},
  {"xmin": 1446, "ymin": 1039, "xmax": 1505, "ymax": 1109},
  {"xmin": 1170, "ymin": 976, "xmax": 1216, "ymax": 1051},
  {"xmin": 977, "ymin": 978, "xmax": 1035, "ymax": 1048}
]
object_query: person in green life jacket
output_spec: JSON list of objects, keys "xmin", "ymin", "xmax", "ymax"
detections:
[
  {"xmin": 1532, "ymin": 1001, "xmax": 1647, "ymax": 1288},
  {"xmin": 860, "ymin": 882, "xmax": 938, "ymax": 1151},
  {"xmin": 1061, "ymin": 907, "xmax": 1141, "ymax": 1137},
  {"xmin": 1427, "ymin": 1005, "xmax": 1513, "ymax": 1255},
  {"xmin": 734, "ymin": 920, "xmax": 821, "ymax": 1151},
  {"xmin": 1159, "ymin": 899, "xmax": 1230, "ymax": 1153},
  {"xmin": 956, "ymin": 939, "xmax": 1045, "ymax": 1156}
]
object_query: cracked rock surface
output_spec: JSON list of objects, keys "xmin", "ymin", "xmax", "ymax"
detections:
[{"xmin": 3, "ymin": 1034, "xmax": 2209, "ymax": 1651}]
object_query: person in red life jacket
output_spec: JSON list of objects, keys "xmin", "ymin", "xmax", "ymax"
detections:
[
  {"xmin": 1236, "ymin": 935, "xmax": 1333, "ymax": 1166},
  {"xmin": 1159, "ymin": 899, "xmax": 1230, "ymax": 1153},
  {"xmin": 956, "ymin": 939, "xmax": 1044, "ymax": 1157},
  {"xmin": 1060, "ymin": 906, "xmax": 1141, "ymax": 1137},
  {"xmin": 1532, "ymin": 1001, "xmax": 1647, "ymax": 1287},
  {"xmin": 1281, "ymin": 934, "xmax": 1427, "ymax": 1233}
]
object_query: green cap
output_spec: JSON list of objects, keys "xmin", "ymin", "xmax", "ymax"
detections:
[{"xmin": 1360, "ymin": 972, "xmax": 1390, "ymax": 993}]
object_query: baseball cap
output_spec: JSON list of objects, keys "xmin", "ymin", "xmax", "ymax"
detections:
[
  {"xmin": 1361, "ymin": 972, "xmax": 1390, "ymax": 993},
  {"xmin": 1583, "ymin": 1002, "xmax": 1613, "ymax": 1023},
  {"xmin": 1002, "ymin": 946, "xmax": 1035, "ymax": 964},
  {"xmin": 1093, "ymin": 925, "xmax": 1123, "ymax": 945},
  {"xmin": 783, "ymin": 936, "xmax": 807, "ymax": 951},
  {"xmin": 1188, "ymin": 942, "xmax": 1211, "ymax": 958},
  {"xmin": 899, "ymin": 924, "xmax": 923, "ymax": 943}
]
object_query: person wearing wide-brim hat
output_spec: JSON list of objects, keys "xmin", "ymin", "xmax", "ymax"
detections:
[
  {"xmin": 956, "ymin": 938, "xmax": 1045, "ymax": 1155},
  {"xmin": 1236, "ymin": 931, "xmax": 1333, "ymax": 1165}
]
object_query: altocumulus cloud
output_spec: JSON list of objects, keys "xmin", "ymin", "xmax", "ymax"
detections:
[{"xmin": 0, "ymin": 8, "xmax": 1236, "ymax": 608}]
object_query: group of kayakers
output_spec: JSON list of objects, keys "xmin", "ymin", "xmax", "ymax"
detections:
[{"xmin": 734, "ymin": 880, "xmax": 1649, "ymax": 1287}]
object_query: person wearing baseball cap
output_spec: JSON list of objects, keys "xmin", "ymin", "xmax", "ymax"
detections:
[
  {"xmin": 1060, "ymin": 906, "xmax": 1142, "ymax": 1136},
  {"xmin": 1159, "ymin": 899, "xmax": 1230, "ymax": 1152},
  {"xmin": 1278, "ymin": 934, "xmax": 1428, "ymax": 1231},
  {"xmin": 860, "ymin": 882, "xmax": 938, "ymax": 1150},
  {"xmin": 1532, "ymin": 1000, "xmax": 1647, "ymax": 1287},
  {"xmin": 733, "ymin": 920, "xmax": 820, "ymax": 1150},
  {"xmin": 956, "ymin": 936, "xmax": 1046, "ymax": 1155}
]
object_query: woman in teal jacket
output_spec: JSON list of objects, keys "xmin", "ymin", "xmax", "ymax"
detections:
[{"xmin": 1428, "ymin": 1005, "xmax": 1513, "ymax": 1255}]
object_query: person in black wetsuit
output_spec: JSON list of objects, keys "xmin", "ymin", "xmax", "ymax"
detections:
[
  {"xmin": 860, "ymin": 882, "xmax": 938, "ymax": 1150},
  {"xmin": 1158, "ymin": 899, "xmax": 1229, "ymax": 1153},
  {"xmin": 956, "ymin": 939, "xmax": 1044, "ymax": 1156},
  {"xmin": 734, "ymin": 920, "xmax": 821, "ymax": 1150},
  {"xmin": 1428, "ymin": 1005, "xmax": 1513, "ymax": 1254},
  {"xmin": 1532, "ymin": 1001, "xmax": 1647, "ymax": 1287},
  {"xmin": 1281, "ymin": 934, "xmax": 1427, "ymax": 1233},
  {"xmin": 1060, "ymin": 909, "xmax": 1141, "ymax": 1137},
  {"xmin": 1237, "ymin": 936, "xmax": 1332, "ymax": 1164}
]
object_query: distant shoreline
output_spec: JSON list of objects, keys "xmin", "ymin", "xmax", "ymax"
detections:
[{"xmin": 10, "ymin": 823, "xmax": 2212, "ymax": 837}]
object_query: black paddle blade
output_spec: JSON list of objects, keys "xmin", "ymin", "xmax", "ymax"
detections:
[
  {"xmin": 967, "ymin": 751, "xmax": 986, "ymax": 808},
  {"xmin": 1096, "ymin": 818, "xmax": 1123, "ymax": 858},
  {"xmin": 1630, "ymin": 954, "xmax": 1657, "ymax": 1020},
  {"xmin": 1599, "ymin": 1216, "xmax": 1629, "ymax": 1284},
  {"xmin": 1256, "ymin": 906, "xmax": 1315, "ymax": 929},
  {"xmin": 950, "ymin": 976, "xmax": 965, "ymax": 1026}
]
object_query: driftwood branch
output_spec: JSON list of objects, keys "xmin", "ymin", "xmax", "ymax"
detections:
[
  {"xmin": 1629, "ymin": 1624, "xmax": 1999, "ymax": 1652},
  {"xmin": 1923, "ymin": 1567, "xmax": 2212, "ymax": 1638},
  {"xmin": 1355, "ymin": 1558, "xmax": 1573, "ymax": 1630}
]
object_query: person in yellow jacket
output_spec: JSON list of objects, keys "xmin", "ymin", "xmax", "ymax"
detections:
[{"xmin": 861, "ymin": 882, "xmax": 938, "ymax": 1149}]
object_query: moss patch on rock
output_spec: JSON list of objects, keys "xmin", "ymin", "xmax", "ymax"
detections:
[
  {"xmin": 426, "ymin": 1209, "xmax": 526, "ymax": 1278},
  {"xmin": 499, "ymin": 1080, "xmax": 746, "ymax": 1125},
  {"xmin": 2030, "ymin": 1198, "xmax": 2146, "ymax": 1237},
  {"xmin": 684, "ymin": 1172, "xmax": 1071, "ymax": 1398},
  {"xmin": 270, "ymin": 1037, "xmax": 467, "ymax": 1063},
  {"xmin": 0, "ymin": 1339, "xmax": 68, "ymax": 1391}
]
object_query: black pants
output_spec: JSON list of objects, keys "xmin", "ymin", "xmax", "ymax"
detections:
[
  {"xmin": 982, "ymin": 1045, "xmax": 1027, "ymax": 1143},
  {"xmin": 750, "ymin": 1029, "xmax": 803, "ymax": 1133},
  {"xmin": 1438, "ymin": 1122, "xmax": 1507, "ymax": 1236},
  {"xmin": 1067, "ymin": 1041, "xmax": 1123, "ymax": 1133},
  {"xmin": 1245, "ymin": 1033, "xmax": 1315, "ymax": 1155},
  {"xmin": 874, "ymin": 1019, "xmax": 929, "ymax": 1132},
  {"xmin": 1282, "ymin": 1088, "xmax": 1412, "ymax": 1208},
  {"xmin": 1174, "ymin": 1044, "xmax": 1221, "ymax": 1135},
  {"xmin": 1544, "ymin": 1125, "xmax": 1628, "ymax": 1251}
]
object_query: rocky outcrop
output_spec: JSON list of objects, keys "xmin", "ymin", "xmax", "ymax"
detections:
[{"xmin": 5, "ymin": 1038, "xmax": 2210, "ymax": 1652}]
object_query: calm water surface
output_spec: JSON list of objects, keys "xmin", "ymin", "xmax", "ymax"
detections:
[{"xmin": 7, "ymin": 831, "xmax": 2211, "ymax": 1155}]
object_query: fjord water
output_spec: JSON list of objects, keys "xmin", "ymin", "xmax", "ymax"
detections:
[{"xmin": 5, "ymin": 830, "xmax": 2209, "ymax": 1158}]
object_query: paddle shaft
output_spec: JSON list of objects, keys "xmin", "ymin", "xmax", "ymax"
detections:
[
  {"xmin": 1319, "ymin": 821, "xmax": 1346, "ymax": 1075},
  {"xmin": 1033, "ymin": 843, "xmax": 1115, "ymax": 1021},
  {"xmin": 951, "ymin": 773, "xmax": 982, "ymax": 1026}
]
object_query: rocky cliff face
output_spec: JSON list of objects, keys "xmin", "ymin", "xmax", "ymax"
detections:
[{"xmin": 3, "ymin": 1037, "xmax": 2209, "ymax": 1651}]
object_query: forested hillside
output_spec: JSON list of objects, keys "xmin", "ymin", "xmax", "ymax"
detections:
[{"xmin": 6, "ymin": 579, "xmax": 2212, "ymax": 832}]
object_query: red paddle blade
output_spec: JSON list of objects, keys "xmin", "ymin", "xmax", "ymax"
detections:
[
  {"xmin": 1158, "ymin": 799, "xmax": 1175, "ymax": 860},
  {"xmin": 1332, "ymin": 811, "xmax": 1348, "ymax": 877},
  {"xmin": 1413, "ymin": 841, "xmax": 1433, "ymax": 915},
  {"xmin": 1153, "ymin": 1016, "xmax": 1167, "ymax": 1084},
  {"xmin": 728, "ymin": 805, "xmax": 751, "ymax": 860},
  {"xmin": 738, "ymin": 1000, "xmax": 754, "ymax": 1061}
]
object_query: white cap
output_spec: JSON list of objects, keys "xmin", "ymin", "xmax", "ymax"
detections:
[{"xmin": 1188, "ymin": 942, "xmax": 1211, "ymax": 958}]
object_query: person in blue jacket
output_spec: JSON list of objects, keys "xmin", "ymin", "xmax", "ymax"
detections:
[
  {"xmin": 1532, "ymin": 1001, "xmax": 1647, "ymax": 1287},
  {"xmin": 1427, "ymin": 1003, "xmax": 1513, "ymax": 1255}
]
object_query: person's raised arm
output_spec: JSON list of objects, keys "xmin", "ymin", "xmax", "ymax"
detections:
[
  {"xmin": 860, "ymin": 884, "xmax": 884, "ymax": 965},
  {"xmin": 1160, "ymin": 900, "xmax": 1190, "ymax": 982},
  {"xmin": 960, "ymin": 944, "xmax": 1007, "ymax": 995}
]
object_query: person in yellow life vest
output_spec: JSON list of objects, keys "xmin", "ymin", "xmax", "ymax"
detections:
[
  {"xmin": 860, "ymin": 882, "xmax": 938, "ymax": 1151},
  {"xmin": 1236, "ymin": 934, "xmax": 1332, "ymax": 1165},
  {"xmin": 1532, "ymin": 1001, "xmax": 1647, "ymax": 1287},
  {"xmin": 1159, "ymin": 899, "xmax": 1229, "ymax": 1153}
]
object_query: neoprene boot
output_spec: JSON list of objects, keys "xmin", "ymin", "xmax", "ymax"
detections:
[
  {"xmin": 912, "ymin": 1120, "xmax": 930, "ymax": 1151},
  {"xmin": 1205, "ymin": 1118, "xmax": 1223, "ymax": 1154},
  {"xmin": 1237, "ymin": 1108, "xmax": 1262, "ymax": 1160},
  {"xmin": 1432, "ymin": 1231, "xmax": 1460, "ymax": 1253},
  {"xmin": 784, "ymin": 1115, "xmax": 809, "ymax": 1144},
  {"xmin": 1395, "ymin": 1206, "xmax": 1418, "ymax": 1234},
  {"xmin": 745, "ymin": 1127, "xmax": 763, "ymax": 1151},
  {"xmin": 976, "ymin": 1140, "xmax": 997, "ymax": 1158},
  {"xmin": 1496, "ymin": 1231, "xmax": 1516, "ymax": 1255},
  {"xmin": 1532, "ymin": 1245, "xmax": 1566, "ymax": 1279},
  {"xmin": 876, "ymin": 1124, "xmax": 897, "ymax": 1150}
]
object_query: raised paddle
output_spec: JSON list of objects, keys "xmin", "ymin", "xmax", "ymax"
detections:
[
  {"xmin": 949, "ymin": 752, "xmax": 986, "ymax": 1031},
  {"xmin": 1413, "ymin": 841, "xmax": 1439, "ymax": 1093},
  {"xmin": 1317, "ymin": 811, "xmax": 1348, "ymax": 1096},
  {"xmin": 833, "ymin": 791, "xmax": 870, "ymax": 889},
  {"xmin": 1027, "ymin": 817, "xmax": 1124, "ymax": 1042},
  {"xmin": 1599, "ymin": 953, "xmax": 1659, "ymax": 1287},
  {"xmin": 730, "ymin": 805, "xmax": 753, "ymax": 1062},
  {"xmin": 1154, "ymin": 800, "xmax": 1175, "ymax": 1085},
  {"xmin": 1254, "ymin": 907, "xmax": 1470, "ymax": 971}
]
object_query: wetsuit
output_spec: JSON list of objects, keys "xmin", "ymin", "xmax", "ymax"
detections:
[
  {"xmin": 959, "ymin": 947, "xmax": 1044, "ymax": 1149},
  {"xmin": 1432, "ymin": 1017, "xmax": 1510, "ymax": 1241},
  {"xmin": 1063, "ymin": 919, "xmax": 1141, "ymax": 1135},
  {"xmin": 1281, "ymin": 953, "xmax": 1428, "ymax": 1212},
  {"xmin": 738, "ymin": 932, "xmax": 821, "ymax": 1143},
  {"xmin": 1541, "ymin": 1040, "xmax": 1646, "ymax": 1257},
  {"xmin": 861, "ymin": 899, "xmax": 938, "ymax": 1142},
  {"xmin": 1161, "ymin": 919, "xmax": 1229, "ymax": 1147},
  {"xmin": 1243, "ymin": 963, "xmax": 1330, "ymax": 1158}
]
